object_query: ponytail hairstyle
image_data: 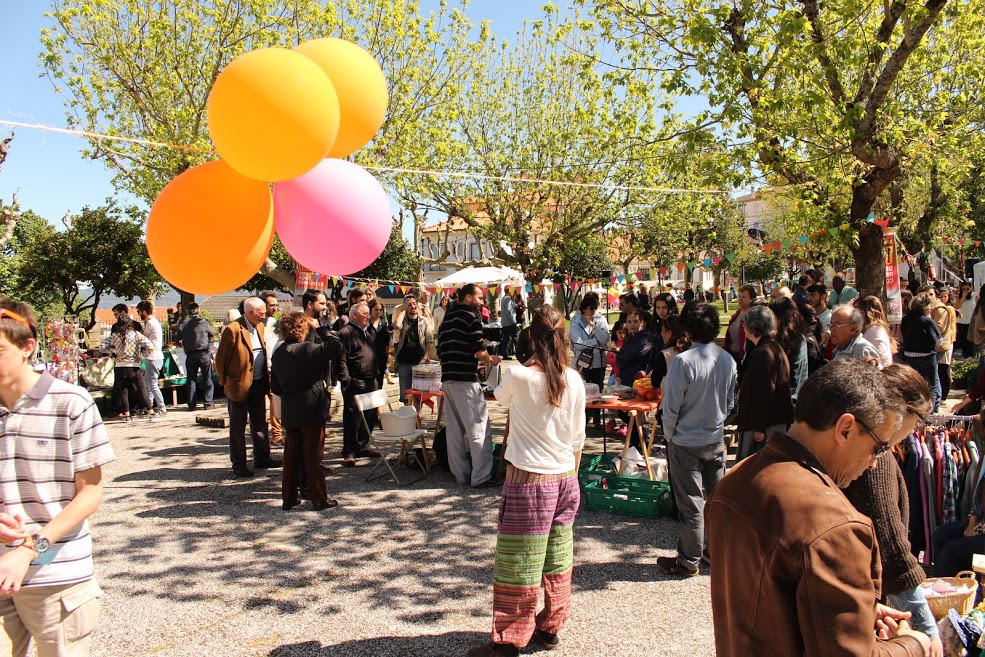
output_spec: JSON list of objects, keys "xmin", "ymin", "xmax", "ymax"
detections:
[{"xmin": 529, "ymin": 305, "xmax": 570, "ymax": 407}]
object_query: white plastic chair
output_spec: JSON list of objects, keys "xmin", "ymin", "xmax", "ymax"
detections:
[{"xmin": 354, "ymin": 389, "xmax": 428, "ymax": 485}]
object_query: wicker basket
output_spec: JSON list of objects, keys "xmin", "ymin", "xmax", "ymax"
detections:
[{"xmin": 923, "ymin": 571, "xmax": 979, "ymax": 620}]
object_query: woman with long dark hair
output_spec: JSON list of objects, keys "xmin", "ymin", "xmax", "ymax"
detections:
[
  {"xmin": 469, "ymin": 306, "xmax": 585, "ymax": 657},
  {"xmin": 767, "ymin": 297, "xmax": 808, "ymax": 399}
]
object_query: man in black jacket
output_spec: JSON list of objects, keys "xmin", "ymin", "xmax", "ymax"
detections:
[{"xmin": 337, "ymin": 302, "xmax": 382, "ymax": 467}]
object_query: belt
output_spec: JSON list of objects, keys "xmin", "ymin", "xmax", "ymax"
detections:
[{"xmin": 903, "ymin": 351, "xmax": 934, "ymax": 358}]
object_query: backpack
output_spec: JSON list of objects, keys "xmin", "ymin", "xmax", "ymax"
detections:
[{"xmin": 432, "ymin": 426, "xmax": 449, "ymax": 471}]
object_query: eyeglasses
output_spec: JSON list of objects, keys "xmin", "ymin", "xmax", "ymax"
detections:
[
  {"xmin": 0, "ymin": 308, "xmax": 31, "ymax": 329},
  {"xmin": 911, "ymin": 409, "xmax": 930, "ymax": 431},
  {"xmin": 830, "ymin": 322, "xmax": 853, "ymax": 329},
  {"xmin": 856, "ymin": 417, "xmax": 891, "ymax": 458}
]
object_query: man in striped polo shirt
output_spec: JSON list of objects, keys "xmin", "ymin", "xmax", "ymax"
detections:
[
  {"xmin": 437, "ymin": 284, "xmax": 502, "ymax": 487},
  {"xmin": 0, "ymin": 298, "xmax": 115, "ymax": 656}
]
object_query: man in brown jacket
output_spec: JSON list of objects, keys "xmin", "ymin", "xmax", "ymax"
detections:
[
  {"xmin": 706, "ymin": 360, "xmax": 931, "ymax": 657},
  {"xmin": 215, "ymin": 297, "xmax": 282, "ymax": 477}
]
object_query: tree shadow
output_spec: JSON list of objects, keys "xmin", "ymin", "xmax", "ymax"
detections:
[{"xmin": 268, "ymin": 631, "xmax": 488, "ymax": 657}]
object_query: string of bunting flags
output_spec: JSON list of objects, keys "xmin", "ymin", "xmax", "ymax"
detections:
[{"xmin": 295, "ymin": 213, "xmax": 981, "ymax": 297}]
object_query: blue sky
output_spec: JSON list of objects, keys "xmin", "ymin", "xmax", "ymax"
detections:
[{"xmin": 0, "ymin": 1, "xmax": 537, "ymax": 226}]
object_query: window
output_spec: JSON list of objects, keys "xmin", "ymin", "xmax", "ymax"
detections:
[{"xmin": 470, "ymin": 242, "xmax": 480, "ymax": 260}]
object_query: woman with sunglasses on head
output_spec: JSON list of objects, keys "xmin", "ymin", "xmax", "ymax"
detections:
[
  {"xmin": 842, "ymin": 364, "xmax": 940, "ymax": 657},
  {"xmin": 468, "ymin": 305, "xmax": 585, "ymax": 657}
]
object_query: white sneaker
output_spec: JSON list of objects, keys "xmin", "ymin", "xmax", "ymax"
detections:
[{"xmin": 149, "ymin": 411, "xmax": 164, "ymax": 422}]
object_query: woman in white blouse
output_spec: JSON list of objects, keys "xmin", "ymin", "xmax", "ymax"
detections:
[
  {"xmin": 469, "ymin": 306, "xmax": 585, "ymax": 657},
  {"xmin": 855, "ymin": 296, "xmax": 896, "ymax": 368}
]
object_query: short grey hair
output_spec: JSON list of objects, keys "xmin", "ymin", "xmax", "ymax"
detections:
[
  {"xmin": 833, "ymin": 305, "xmax": 864, "ymax": 330},
  {"xmin": 744, "ymin": 305, "xmax": 776, "ymax": 339},
  {"xmin": 349, "ymin": 301, "xmax": 368, "ymax": 320},
  {"xmin": 243, "ymin": 297, "xmax": 264, "ymax": 313}
]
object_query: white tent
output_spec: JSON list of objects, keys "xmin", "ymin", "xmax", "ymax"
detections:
[
  {"xmin": 431, "ymin": 266, "xmax": 524, "ymax": 286},
  {"xmin": 974, "ymin": 261, "xmax": 985, "ymax": 294}
]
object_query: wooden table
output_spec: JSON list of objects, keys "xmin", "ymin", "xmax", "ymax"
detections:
[{"xmin": 585, "ymin": 397, "xmax": 662, "ymax": 479}]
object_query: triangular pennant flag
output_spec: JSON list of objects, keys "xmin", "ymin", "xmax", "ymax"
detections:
[
  {"xmin": 659, "ymin": 266, "xmax": 668, "ymax": 276},
  {"xmin": 839, "ymin": 223, "xmax": 850, "ymax": 231},
  {"xmin": 553, "ymin": 283, "xmax": 560, "ymax": 292},
  {"xmin": 676, "ymin": 262, "xmax": 686, "ymax": 273},
  {"xmin": 866, "ymin": 212, "xmax": 876, "ymax": 223},
  {"xmin": 874, "ymin": 218, "xmax": 891, "ymax": 228},
  {"xmin": 763, "ymin": 243, "xmax": 774, "ymax": 254},
  {"xmin": 725, "ymin": 253, "xmax": 735, "ymax": 264},
  {"xmin": 799, "ymin": 235, "xmax": 808, "ymax": 245},
  {"xmin": 773, "ymin": 241, "xmax": 782, "ymax": 251},
  {"xmin": 703, "ymin": 258, "xmax": 712, "ymax": 268},
  {"xmin": 975, "ymin": 241, "xmax": 982, "ymax": 247},
  {"xmin": 781, "ymin": 240, "xmax": 791, "ymax": 250},
  {"xmin": 634, "ymin": 270, "xmax": 643, "ymax": 280},
  {"xmin": 942, "ymin": 237, "xmax": 949, "ymax": 243},
  {"xmin": 388, "ymin": 285, "xmax": 395, "ymax": 293},
  {"xmin": 959, "ymin": 239, "xmax": 966, "ymax": 246},
  {"xmin": 617, "ymin": 275, "xmax": 625, "ymax": 284},
  {"xmin": 610, "ymin": 275, "xmax": 617, "ymax": 285},
  {"xmin": 687, "ymin": 261, "xmax": 696, "ymax": 272},
  {"xmin": 712, "ymin": 256, "xmax": 722, "ymax": 265},
  {"xmin": 828, "ymin": 227, "xmax": 840, "ymax": 237}
]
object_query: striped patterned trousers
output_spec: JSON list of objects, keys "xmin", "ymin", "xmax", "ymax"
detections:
[{"xmin": 492, "ymin": 464, "xmax": 580, "ymax": 647}]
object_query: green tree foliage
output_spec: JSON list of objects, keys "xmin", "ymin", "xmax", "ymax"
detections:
[
  {"xmin": 17, "ymin": 202, "xmax": 163, "ymax": 329},
  {"xmin": 398, "ymin": 11, "xmax": 665, "ymax": 283},
  {"xmin": 41, "ymin": 0, "xmax": 492, "ymax": 294},
  {"xmin": 0, "ymin": 210, "xmax": 63, "ymax": 314},
  {"xmin": 587, "ymin": 0, "xmax": 985, "ymax": 296},
  {"xmin": 352, "ymin": 222, "xmax": 422, "ymax": 282}
]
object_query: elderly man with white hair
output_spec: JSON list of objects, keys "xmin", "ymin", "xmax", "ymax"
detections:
[
  {"xmin": 216, "ymin": 296, "xmax": 283, "ymax": 477},
  {"xmin": 337, "ymin": 301, "xmax": 382, "ymax": 467},
  {"xmin": 829, "ymin": 305, "xmax": 881, "ymax": 365}
]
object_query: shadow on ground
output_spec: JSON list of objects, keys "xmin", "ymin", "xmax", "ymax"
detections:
[{"xmin": 268, "ymin": 632, "xmax": 487, "ymax": 657}]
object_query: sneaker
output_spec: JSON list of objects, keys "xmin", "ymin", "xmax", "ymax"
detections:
[
  {"xmin": 615, "ymin": 425, "xmax": 628, "ymax": 437},
  {"xmin": 535, "ymin": 628, "xmax": 560, "ymax": 650},
  {"xmin": 656, "ymin": 555, "xmax": 698, "ymax": 578},
  {"xmin": 149, "ymin": 412, "xmax": 163, "ymax": 422},
  {"xmin": 605, "ymin": 419, "xmax": 617, "ymax": 433}
]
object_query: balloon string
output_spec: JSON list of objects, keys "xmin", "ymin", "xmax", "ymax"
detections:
[{"xmin": 0, "ymin": 118, "xmax": 727, "ymax": 195}]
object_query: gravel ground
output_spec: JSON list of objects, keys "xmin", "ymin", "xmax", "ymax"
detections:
[{"xmin": 89, "ymin": 383, "xmax": 714, "ymax": 657}]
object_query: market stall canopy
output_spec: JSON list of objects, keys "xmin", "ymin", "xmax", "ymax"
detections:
[{"xmin": 432, "ymin": 266, "xmax": 525, "ymax": 286}]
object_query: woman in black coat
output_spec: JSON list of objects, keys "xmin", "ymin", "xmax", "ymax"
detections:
[{"xmin": 271, "ymin": 312, "xmax": 344, "ymax": 511}]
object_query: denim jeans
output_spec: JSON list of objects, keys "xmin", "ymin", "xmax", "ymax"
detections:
[
  {"xmin": 886, "ymin": 586, "xmax": 938, "ymax": 638},
  {"xmin": 902, "ymin": 354, "xmax": 941, "ymax": 412},
  {"xmin": 184, "ymin": 351, "xmax": 214, "ymax": 408},
  {"xmin": 144, "ymin": 358, "xmax": 166, "ymax": 411},
  {"xmin": 932, "ymin": 519, "xmax": 985, "ymax": 577},
  {"xmin": 667, "ymin": 441, "xmax": 726, "ymax": 570},
  {"xmin": 397, "ymin": 362, "xmax": 415, "ymax": 402}
]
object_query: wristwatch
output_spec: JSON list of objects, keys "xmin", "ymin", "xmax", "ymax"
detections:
[{"xmin": 30, "ymin": 533, "xmax": 50, "ymax": 556}]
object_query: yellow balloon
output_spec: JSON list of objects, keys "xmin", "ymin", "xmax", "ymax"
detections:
[
  {"xmin": 147, "ymin": 161, "xmax": 274, "ymax": 295},
  {"xmin": 207, "ymin": 47, "xmax": 340, "ymax": 182},
  {"xmin": 294, "ymin": 38, "xmax": 388, "ymax": 158}
]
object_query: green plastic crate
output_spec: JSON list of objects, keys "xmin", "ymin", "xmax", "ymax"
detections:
[
  {"xmin": 581, "ymin": 475, "xmax": 672, "ymax": 519},
  {"xmin": 578, "ymin": 453, "xmax": 618, "ymax": 488}
]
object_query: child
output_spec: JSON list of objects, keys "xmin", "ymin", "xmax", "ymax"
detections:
[{"xmin": 605, "ymin": 323, "xmax": 627, "ymax": 433}]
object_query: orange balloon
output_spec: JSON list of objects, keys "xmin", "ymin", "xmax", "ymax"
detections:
[
  {"xmin": 147, "ymin": 161, "xmax": 274, "ymax": 295},
  {"xmin": 207, "ymin": 47, "xmax": 340, "ymax": 182},
  {"xmin": 294, "ymin": 38, "xmax": 387, "ymax": 158}
]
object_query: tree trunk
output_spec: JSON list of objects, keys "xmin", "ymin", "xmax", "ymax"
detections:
[
  {"xmin": 851, "ymin": 222, "xmax": 887, "ymax": 298},
  {"xmin": 260, "ymin": 257, "xmax": 296, "ymax": 292}
]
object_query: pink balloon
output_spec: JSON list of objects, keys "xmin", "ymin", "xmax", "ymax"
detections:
[{"xmin": 274, "ymin": 159, "xmax": 393, "ymax": 275}]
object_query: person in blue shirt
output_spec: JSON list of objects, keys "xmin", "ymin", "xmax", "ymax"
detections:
[{"xmin": 658, "ymin": 302, "xmax": 737, "ymax": 577}]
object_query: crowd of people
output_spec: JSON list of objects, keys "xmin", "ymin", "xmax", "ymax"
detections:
[{"xmin": 3, "ymin": 269, "xmax": 985, "ymax": 656}]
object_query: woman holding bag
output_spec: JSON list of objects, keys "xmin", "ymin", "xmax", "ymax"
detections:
[{"xmin": 469, "ymin": 305, "xmax": 586, "ymax": 657}]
